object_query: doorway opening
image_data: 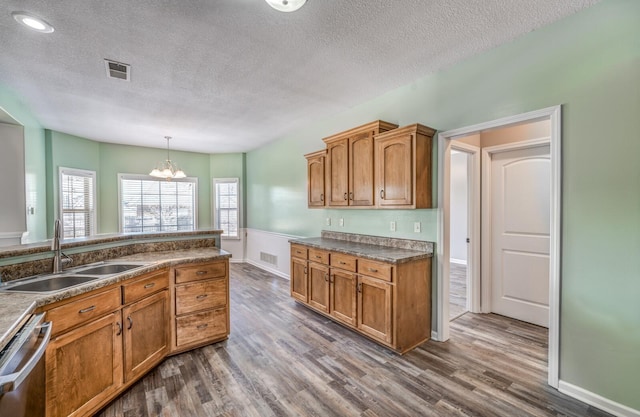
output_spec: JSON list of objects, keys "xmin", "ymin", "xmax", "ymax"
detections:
[{"xmin": 437, "ymin": 106, "xmax": 562, "ymax": 388}]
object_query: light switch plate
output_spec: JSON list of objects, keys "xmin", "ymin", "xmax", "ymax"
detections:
[
  {"xmin": 414, "ymin": 222, "xmax": 421, "ymax": 233},
  {"xmin": 390, "ymin": 221, "xmax": 396, "ymax": 232},
  {"xmin": 339, "ymin": 218, "xmax": 344, "ymax": 227},
  {"xmin": 326, "ymin": 218, "xmax": 331, "ymax": 226}
]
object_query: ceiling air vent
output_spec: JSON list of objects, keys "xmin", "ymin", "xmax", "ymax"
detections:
[{"xmin": 104, "ymin": 59, "xmax": 130, "ymax": 81}]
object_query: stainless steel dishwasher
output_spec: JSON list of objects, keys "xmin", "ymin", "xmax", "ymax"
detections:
[{"xmin": 0, "ymin": 313, "xmax": 51, "ymax": 417}]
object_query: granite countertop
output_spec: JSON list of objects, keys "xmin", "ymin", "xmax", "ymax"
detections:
[
  {"xmin": 0, "ymin": 247, "xmax": 231, "ymax": 351},
  {"xmin": 290, "ymin": 237, "xmax": 432, "ymax": 264}
]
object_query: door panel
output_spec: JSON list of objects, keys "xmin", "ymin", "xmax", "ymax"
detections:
[
  {"xmin": 326, "ymin": 140, "xmax": 349, "ymax": 206},
  {"xmin": 490, "ymin": 144, "xmax": 550, "ymax": 327},
  {"xmin": 290, "ymin": 257, "xmax": 308, "ymax": 302},
  {"xmin": 330, "ymin": 269, "xmax": 357, "ymax": 326},
  {"xmin": 357, "ymin": 276, "xmax": 392, "ymax": 343},
  {"xmin": 308, "ymin": 262, "xmax": 329, "ymax": 312},
  {"xmin": 349, "ymin": 132, "xmax": 374, "ymax": 206}
]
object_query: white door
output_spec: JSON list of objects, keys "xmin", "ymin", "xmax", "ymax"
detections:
[{"xmin": 490, "ymin": 144, "xmax": 550, "ymax": 327}]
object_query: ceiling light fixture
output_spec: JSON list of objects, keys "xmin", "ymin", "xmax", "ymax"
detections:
[
  {"xmin": 264, "ymin": 0, "xmax": 307, "ymax": 12},
  {"xmin": 149, "ymin": 136, "xmax": 186, "ymax": 180},
  {"xmin": 12, "ymin": 12, "xmax": 54, "ymax": 33}
]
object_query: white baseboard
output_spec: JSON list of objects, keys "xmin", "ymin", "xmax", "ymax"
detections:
[
  {"xmin": 246, "ymin": 259, "xmax": 290, "ymax": 280},
  {"xmin": 229, "ymin": 258, "xmax": 246, "ymax": 264},
  {"xmin": 431, "ymin": 330, "xmax": 439, "ymax": 341},
  {"xmin": 558, "ymin": 380, "xmax": 640, "ymax": 417},
  {"xmin": 450, "ymin": 258, "xmax": 467, "ymax": 265}
]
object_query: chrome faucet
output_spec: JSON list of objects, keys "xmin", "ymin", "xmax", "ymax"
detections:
[{"xmin": 52, "ymin": 219, "xmax": 72, "ymax": 273}]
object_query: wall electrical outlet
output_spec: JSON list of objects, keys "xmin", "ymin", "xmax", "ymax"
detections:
[
  {"xmin": 390, "ymin": 221, "xmax": 396, "ymax": 232},
  {"xmin": 325, "ymin": 218, "xmax": 331, "ymax": 226},
  {"xmin": 339, "ymin": 218, "xmax": 344, "ymax": 227},
  {"xmin": 414, "ymin": 222, "xmax": 421, "ymax": 233}
]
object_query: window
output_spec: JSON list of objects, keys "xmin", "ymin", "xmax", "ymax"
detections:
[
  {"xmin": 119, "ymin": 174, "xmax": 197, "ymax": 233},
  {"xmin": 59, "ymin": 168, "xmax": 96, "ymax": 239},
  {"xmin": 213, "ymin": 178, "xmax": 239, "ymax": 238}
]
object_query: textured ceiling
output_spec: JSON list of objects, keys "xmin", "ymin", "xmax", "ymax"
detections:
[{"xmin": 1, "ymin": 0, "xmax": 599, "ymax": 153}]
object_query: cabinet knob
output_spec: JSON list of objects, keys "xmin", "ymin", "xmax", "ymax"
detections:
[
  {"xmin": 349, "ymin": 192, "xmax": 353, "ymax": 200},
  {"xmin": 115, "ymin": 321, "xmax": 122, "ymax": 336},
  {"xmin": 344, "ymin": 192, "xmax": 348, "ymax": 200},
  {"xmin": 325, "ymin": 273, "xmax": 329, "ymax": 282},
  {"xmin": 196, "ymin": 294, "xmax": 208, "ymax": 300},
  {"xmin": 357, "ymin": 283, "xmax": 363, "ymax": 293},
  {"xmin": 320, "ymin": 193, "xmax": 324, "ymax": 202},
  {"xmin": 126, "ymin": 316, "xmax": 133, "ymax": 330},
  {"xmin": 369, "ymin": 268, "xmax": 378, "ymax": 273},
  {"xmin": 144, "ymin": 282, "xmax": 155, "ymax": 289},
  {"xmin": 380, "ymin": 190, "xmax": 385, "ymax": 199}
]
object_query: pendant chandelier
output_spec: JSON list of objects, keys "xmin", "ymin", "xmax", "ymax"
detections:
[
  {"xmin": 264, "ymin": 0, "xmax": 307, "ymax": 12},
  {"xmin": 149, "ymin": 136, "xmax": 186, "ymax": 180}
]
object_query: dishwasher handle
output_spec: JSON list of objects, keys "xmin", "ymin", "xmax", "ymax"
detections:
[{"xmin": 0, "ymin": 321, "xmax": 52, "ymax": 395}]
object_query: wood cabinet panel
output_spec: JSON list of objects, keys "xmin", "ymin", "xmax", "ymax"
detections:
[
  {"xmin": 374, "ymin": 123, "xmax": 435, "ymax": 209},
  {"xmin": 291, "ymin": 244, "xmax": 308, "ymax": 260},
  {"xmin": 305, "ymin": 150, "xmax": 326, "ymax": 207},
  {"xmin": 122, "ymin": 290, "xmax": 169, "ymax": 383},
  {"xmin": 326, "ymin": 139, "xmax": 349, "ymax": 206},
  {"xmin": 175, "ymin": 278, "xmax": 227, "ymax": 315},
  {"xmin": 357, "ymin": 276, "xmax": 392, "ymax": 344},
  {"xmin": 330, "ymin": 269, "xmax": 357, "ymax": 327},
  {"xmin": 330, "ymin": 252, "xmax": 357, "ymax": 272},
  {"xmin": 308, "ymin": 248, "xmax": 329, "ymax": 264},
  {"xmin": 308, "ymin": 262, "xmax": 330, "ymax": 313},
  {"xmin": 176, "ymin": 308, "xmax": 228, "ymax": 347},
  {"xmin": 349, "ymin": 132, "xmax": 375, "ymax": 206},
  {"xmin": 46, "ymin": 287, "xmax": 121, "ymax": 336},
  {"xmin": 122, "ymin": 269, "xmax": 169, "ymax": 305},
  {"xmin": 357, "ymin": 259, "xmax": 392, "ymax": 282},
  {"xmin": 290, "ymin": 257, "xmax": 308, "ymax": 303},
  {"xmin": 46, "ymin": 312, "xmax": 122, "ymax": 417},
  {"xmin": 175, "ymin": 261, "xmax": 226, "ymax": 284}
]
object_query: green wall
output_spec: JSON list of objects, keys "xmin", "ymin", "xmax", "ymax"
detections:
[
  {"xmin": 0, "ymin": 86, "xmax": 47, "ymax": 242},
  {"xmin": 245, "ymin": 0, "xmax": 640, "ymax": 410}
]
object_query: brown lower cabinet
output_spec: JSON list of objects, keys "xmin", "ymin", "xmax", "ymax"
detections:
[
  {"xmin": 41, "ymin": 259, "xmax": 230, "ymax": 417},
  {"xmin": 290, "ymin": 243, "xmax": 430, "ymax": 353}
]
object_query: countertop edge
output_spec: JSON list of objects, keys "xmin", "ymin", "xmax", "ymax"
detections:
[{"xmin": 289, "ymin": 238, "xmax": 433, "ymax": 264}]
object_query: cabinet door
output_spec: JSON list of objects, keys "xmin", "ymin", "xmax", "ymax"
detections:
[
  {"xmin": 357, "ymin": 276, "xmax": 392, "ymax": 344},
  {"xmin": 308, "ymin": 262, "xmax": 330, "ymax": 313},
  {"xmin": 46, "ymin": 312, "xmax": 123, "ymax": 417},
  {"xmin": 330, "ymin": 269, "xmax": 357, "ymax": 327},
  {"xmin": 290, "ymin": 257, "xmax": 308, "ymax": 302},
  {"xmin": 376, "ymin": 133, "xmax": 413, "ymax": 206},
  {"xmin": 123, "ymin": 290, "xmax": 169, "ymax": 383},
  {"xmin": 307, "ymin": 153, "xmax": 325, "ymax": 207},
  {"xmin": 349, "ymin": 131, "xmax": 375, "ymax": 206},
  {"xmin": 326, "ymin": 139, "xmax": 349, "ymax": 206}
]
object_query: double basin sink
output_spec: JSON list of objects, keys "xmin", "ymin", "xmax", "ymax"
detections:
[{"xmin": 0, "ymin": 262, "xmax": 151, "ymax": 294}]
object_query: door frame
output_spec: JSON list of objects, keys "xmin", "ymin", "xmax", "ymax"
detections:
[
  {"xmin": 449, "ymin": 142, "xmax": 481, "ymax": 315},
  {"xmin": 436, "ymin": 105, "xmax": 562, "ymax": 388},
  {"xmin": 481, "ymin": 138, "xmax": 551, "ymax": 314}
]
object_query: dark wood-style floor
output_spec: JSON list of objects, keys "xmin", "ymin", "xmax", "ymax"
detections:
[
  {"xmin": 97, "ymin": 263, "xmax": 611, "ymax": 417},
  {"xmin": 449, "ymin": 263, "xmax": 468, "ymax": 321}
]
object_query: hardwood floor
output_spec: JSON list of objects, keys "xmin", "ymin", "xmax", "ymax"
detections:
[
  {"xmin": 449, "ymin": 263, "xmax": 467, "ymax": 321},
  {"xmin": 97, "ymin": 263, "xmax": 611, "ymax": 417}
]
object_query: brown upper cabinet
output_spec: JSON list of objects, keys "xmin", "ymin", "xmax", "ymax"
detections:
[
  {"xmin": 323, "ymin": 121, "xmax": 398, "ymax": 207},
  {"xmin": 304, "ymin": 150, "xmax": 326, "ymax": 207},
  {"xmin": 374, "ymin": 123, "xmax": 436, "ymax": 209}
]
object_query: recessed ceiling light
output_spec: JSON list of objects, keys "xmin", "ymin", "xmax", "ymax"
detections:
[
  {"xmin": 12, "ymin": 12, "xmax": 54, "ymax": 33},
  {"xmin": 264, "ymin": 0, "xmax": 307, "ymax": 13}
]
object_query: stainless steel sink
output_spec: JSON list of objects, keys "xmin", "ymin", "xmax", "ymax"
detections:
[
  {"xmin": 0, "ymin": 275, "xmax": 101, "ymax": 294},
  {"xmin": 75, "ymin": 263, "xmax": 146, "ymax": 275}
]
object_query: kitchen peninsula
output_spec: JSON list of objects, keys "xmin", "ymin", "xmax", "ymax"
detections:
[{"xmin": 0, "ymin": 230, "xmax": 230, "ymax": 417}]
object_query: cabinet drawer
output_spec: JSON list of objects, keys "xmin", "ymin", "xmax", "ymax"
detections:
[
  {"xmin": 358, "ymin": 259, "xmax": 392, "ymax": 282},
  {"xmin": 175, "ymin": 278, "xmax": 227, "ymax": 315},
  {"xmin": 291, "ymin": 244, "xmax": 308, "ymax": 260},
  {"xmin": 46, "ymin": 287, "xmax": 121, "ymax": 335},
  {"xmin": 308, "ymin": 248, "xmax": 329, "ymax": 265},
  {"xmin": 175, "ymin": 261, "xmax": 227, "ymax": 284},
  {"xmin": 175, "ymin": 308, "xmax": 228, "ymax": 347},
  {"xmin": 122, "ymin": 269, "xmax": 169, "ymax": 304},
  {"xmin": 330, "ymin": 252, "xmax": 357, "ymax": 272}
]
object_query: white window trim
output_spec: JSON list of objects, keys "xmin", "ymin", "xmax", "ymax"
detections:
[
  {"xmin": 58, "ymin": 167, "xmax": 97, "ymax": 238},
  {"xmin": 212, "ymin": 177, "xmax": 241, "ymax": 240},
  {"xmin": 117, "ymin": 173, "xmax": 198, "ymax": 233}
]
